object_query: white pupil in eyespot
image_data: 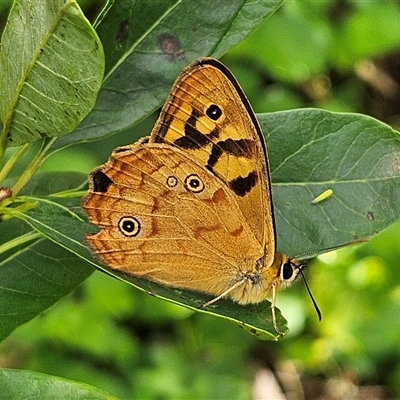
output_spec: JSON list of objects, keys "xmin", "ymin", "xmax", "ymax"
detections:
[
  {"xmin": 190, "ymin": 178, "xmax": 199, "ymax": 187},
  {"xmin": 206, "ymin": 104, "xmax": 222, "ymax": 120},
  {"xmin": 118, "ymin": 216, "xmax": 141, "ymax": 237},
  {"xmin": 184, "ymin": 174, "xmax": 204, "ymax": 193}
]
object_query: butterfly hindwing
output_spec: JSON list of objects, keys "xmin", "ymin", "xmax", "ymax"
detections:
[{"xmin": 83, "ymin": 143, "xmax": 264, "ymax": 298}]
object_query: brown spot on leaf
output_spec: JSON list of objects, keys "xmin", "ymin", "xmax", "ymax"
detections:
[
  {"xmin": 393, "ymin": 158, "xmax": 400, "ymax": 173},
  {"xmin": 157, "ymin": 33, "xmax": 185, "ymax": 62},
  {"xmin": 116, "ymin": 20, "xmax": 130, "ymax": 43}
]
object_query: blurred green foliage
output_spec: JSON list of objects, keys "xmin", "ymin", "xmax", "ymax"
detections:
[{"xmin": 1, "ymin": 0, "xmax": 400, "ymax": 399}]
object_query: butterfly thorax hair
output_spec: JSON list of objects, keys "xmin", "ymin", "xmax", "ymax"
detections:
[{"xmin": 219, "ymin": 252, "xmax": 300, "ymax": 305}]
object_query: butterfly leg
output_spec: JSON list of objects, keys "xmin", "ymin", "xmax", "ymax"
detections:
[
  {"xmin": 200, "ymin": 279, "xmax": 247, "ymax": 309},
  {"xmin": 271, "ymin": 284, "xmax": 284, "ymax": 335}
]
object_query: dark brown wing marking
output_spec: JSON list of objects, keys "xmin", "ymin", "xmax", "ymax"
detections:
[
  {"xmin": 91, "ymin": 170, "xmax": 114, "ymax": 193},
  {"xmin": 207, "ymin": 139, "xmax": 254, "ymax": 168},
  {"xmin": 229, "ymin": 171, "xmax": 258, "ymax": 197},
  {"xmin": 174, "ymin": 108, "xmax": 220, "ymax": 149}
]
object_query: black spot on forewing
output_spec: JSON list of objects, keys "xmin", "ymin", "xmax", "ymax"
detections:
[
  {"xmin": 154, "ymin": 112, "xmax": 174, "ymax": 142},
  {"xmin": 206, "ymin": 104, "xmax": 222, "ymax": 120},
  {"xmin": 207, "ymin": 145, "xmax": 223, "ymax": 169},
  {"xmin": 218, "ymin": 138, "xmax": 253, "ymax": 157},
  {"xmin": 207, "ymin": 139, "xmax": 254, "ymax": 170},
  {"xmin": 174, "ymin": 109, "xmax": 219, "ymax": 149},
  {"xmin": 91, "ymin": 170, "xmax": 113, "ymax": 193},
  {"xmin": 176, "ymin": 125, "xmax": 208, "ymax": 149},
  {"xmin": 229, "ymin": 171, "xmax": 258, "ymax": 197}
]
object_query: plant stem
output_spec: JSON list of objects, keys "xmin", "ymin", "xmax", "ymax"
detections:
[
  {"xmin": 0, "ymin": 143, "xmax": 31, "ymax": 185},
  {"xmin": 11, "ymin": 137, "xmax": 57, "ymax": 196},
  {"xmin": 0, "ymin": 122, "xmax": 9, "ymax": 169},
  {"xmin": 0, "ymin": 231, "xmax": 42, "ymax": 255}
]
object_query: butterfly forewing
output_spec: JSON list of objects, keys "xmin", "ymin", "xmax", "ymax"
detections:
[{"xmin": 149, "ymin": 58, "xmax": 277, "ymax": 267}]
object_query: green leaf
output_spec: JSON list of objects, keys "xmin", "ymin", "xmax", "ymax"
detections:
[
  {"xmin": 0, "ymin": 172, "xmax": 93, "ymax": 342},
  {"xmin": 9, "ymin": 109, "xmax": 400, "ymax": 339},
  {"xmin": 261, "ymin": 109, "xmax": 400, "ymax": 257},
  {"xmin": 0, "ymin": 228, "xmax": 93, "ymax": 342},
  {"xmin": 0, "ymin": 369, "xmax": 116, "ymax": 400},
  {"xmin": 21, "ymin": 171, "xmax": 87, "ymax": 196},
  {"xmin": 55, "ymin": 0, "xmax": 282, "ymax": 147},
  {"xmin": 0, "ymin": 0, "xmax": 104, "ymax": 147},
  {"xmin": 11, "ymin": 197, "xmax": 286, "ymax": 340}
]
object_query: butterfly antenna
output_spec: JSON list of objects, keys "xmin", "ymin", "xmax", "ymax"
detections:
[{"xmin": 298, "ymin": 265, "xmax": 322, "ymax": 322}]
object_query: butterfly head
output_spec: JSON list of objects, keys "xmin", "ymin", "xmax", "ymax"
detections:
[
  {"xmin": 269, "ymin": 256, "xmax": 320, "ymax": 334},
  {"xmin": 270, "ymin": 253, "xmax": 303, "ymax": 291},
  {"xmin": 278, "ymin": 256, "xmax": 321, "ymax": 322},
  {"xmin": 279, "ymin": 257, "xmax": 303, "ymax": 289}
]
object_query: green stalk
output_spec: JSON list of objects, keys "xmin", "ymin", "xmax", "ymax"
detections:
[
  {"xmin": 0, "ymin": 231, "xmax": 42, "ymax": 256},
  {"xmin": 11, "ymin": 137, "xmax": 57, "ymax": 196},
  {"xmin": 0, "ymin": 123, "xmax": 8, "ymax": 168},
  {"xmin": 0, "ymin": 143, "xmax": 31, "ymax": 185}
]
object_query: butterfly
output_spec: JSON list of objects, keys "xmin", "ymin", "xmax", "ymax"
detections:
[{"xmin": 82, "ymin": 58, "xmax": 303, "ymax": 333}]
